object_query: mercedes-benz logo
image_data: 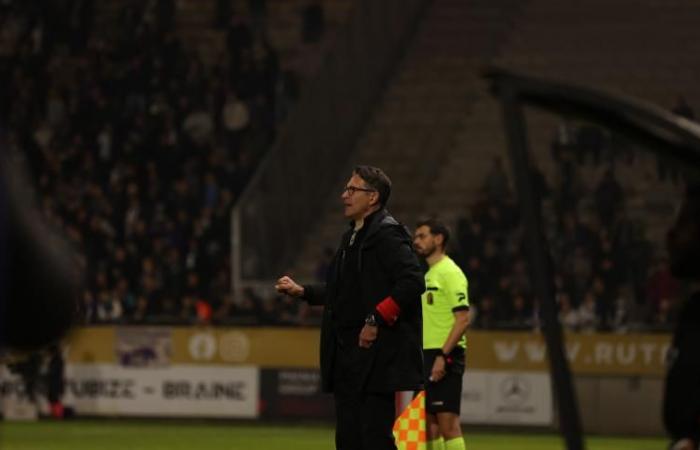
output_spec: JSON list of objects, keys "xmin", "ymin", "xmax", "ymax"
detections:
[{"xmin": 500, "ymin": 376, "xmax": 531, "ymax": 406}]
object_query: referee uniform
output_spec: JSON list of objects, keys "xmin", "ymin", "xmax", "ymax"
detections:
[{"xmin": 422, "ymin": 255, "xmax": 469, "ymax": 415}]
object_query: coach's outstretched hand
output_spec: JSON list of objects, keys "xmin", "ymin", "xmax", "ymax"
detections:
[{"xmin": 275, "ymin": 276, "xmax": 304, "ymax": 298}]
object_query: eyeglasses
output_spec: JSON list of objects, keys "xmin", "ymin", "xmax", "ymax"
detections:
[{"xmin": 342, "ymin": 185, "xmax": 376, "ymax": 196}]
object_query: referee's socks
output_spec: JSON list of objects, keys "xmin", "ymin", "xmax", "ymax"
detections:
[
  {"xmin": 427, "ymin": 437, "xmax": 444, "ymax": 450},
  {"xmin": 445, "ymin": 436, "xmax": 465, "ymax": 450}
]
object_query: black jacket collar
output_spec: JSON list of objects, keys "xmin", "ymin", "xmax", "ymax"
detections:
[{"xmin": 349, "ymin": 208, "xmax": 406, "ymax": 247}]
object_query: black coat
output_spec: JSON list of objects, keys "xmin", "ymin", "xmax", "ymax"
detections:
[
  {"xmin": 664, "ymin": 292, "xmax": 700, "ymax": 443},
  {"xmin": 303, "ymin": 209, "xmax": 424, "ymax": 393}
]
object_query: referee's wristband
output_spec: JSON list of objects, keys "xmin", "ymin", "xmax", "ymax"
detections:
[{"xmin": 437, "ymin": 350, "xmax": 453, "ymax": 365}]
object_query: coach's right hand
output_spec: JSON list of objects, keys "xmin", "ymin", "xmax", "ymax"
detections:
[{"xmin": 275, "ymin": 276, "xmax": 304, "ymax": 297}]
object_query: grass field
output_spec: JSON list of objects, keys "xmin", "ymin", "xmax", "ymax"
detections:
[{"xmin": 0, "ymin": 420, "xmax": 666, "ymax": 450}]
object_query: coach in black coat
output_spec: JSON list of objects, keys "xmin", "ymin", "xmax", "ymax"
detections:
[{"xmin": 276, "ymin": 166, "xmax": 424, "ymax": 450}]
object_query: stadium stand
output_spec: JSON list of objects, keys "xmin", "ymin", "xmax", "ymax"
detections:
[{"xmin": 1, "ymin": 0, "xmax": 694, "ymax": 331}]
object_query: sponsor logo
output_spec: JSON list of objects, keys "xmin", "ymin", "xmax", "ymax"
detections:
[
  {"xmin": 489, "ymin": 337, "xmax": 670, "ymax": 374},
  {"xmin": 68, "ymin": 379, "xmax": 136, "ymax": 399},
  {"xmin": 116, "ymin": 328, "xmax": 172, "ymax": 368},
  {"xmin": 188, "ymin": 333, "xmax": 217, "ymax": 361},
  {"xmin": 499, "ymin": 376, "xmax": 531, "ymax": 406},
  {"xmin": 277, "ymin": 370, "xmax": 321, "ymax": 396},
  {"xmin": 64, "ymin": 364, "xmax": 260, "ymax": 417},
  {"xmin": 219, "ymin": 332, "xmax": 251, "ymax": 363},
  {"xmin": 163, "ymin": 381, "xmax": 247, "ymax": 400},
  {"xmin": 187, "ymin": 332, "xmax": 250, "ymax": 363}
]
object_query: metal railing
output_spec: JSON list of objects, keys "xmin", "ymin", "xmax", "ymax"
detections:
[{"xmin": 231, "ymin": 0, "xmax": 428, "ymax": 299}]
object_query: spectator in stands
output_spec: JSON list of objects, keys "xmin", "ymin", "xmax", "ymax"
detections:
[
  {"xmin": 277, "ymin": 294, "xmax": 301, "ymax": 326},
  {"xmin": 557, "ymin": 292, "xmax": 579, "ymax": 331},
  {"xmin": 179, "ymin": 295, "xmax": 197, "ymax": 322},
  {"xmin": 557, "ymin": 212, "xmax": 596, "ymax": 258},
  {"xmin": 114, "ymin": 277, "xmax": 136, "ymax": 318},
  {"xmin": 243, "ymin": 287, "xmax": 266, "ymax": 322},
  {"xmin": 595, "ymin": 233, "xmax": 622, "ymax": 290},
  {"xmin": 591, "ymin": 276, "xmax": 614, "ymax": 331},
  {"xmin": 646, "ymin": 258, "xmax": 680, "ymax": 317},
  {"xmin": 649, "ymin": 297, "xmax": 677, "ymax": 331},
  {"xmin": 214, "ymin": 293, "xmax": 234, "ymax": 322},
  {"xmin": 503, "ymin": 292, "xmax": 532, "ymax": 330},
  {"xmin": 183, "ymin": 102, "xmax": 215, "ymax": 148},
  {"xmin": 96, "ymin": 290, "xmax": 123, "ymax": 323},
  {"xmin": 610, "ymin": 285, "xmax": 634, "ymax": 333},
  {"xmin": 577, "ymin": 292, "xmax": 599, "ymax": 333},
  {"xmin": 216, "ymin": 291, "xmax": 260, "ymax": 325},
  {"xmin": 567, "ymin": 246, "xmax": 593, "ymax": 304},
  {"xmin": 551, "ymin": 120, "xmax": 577, "ymax": 182},
  {"xmin": 82, "ymin": 291, "xmax": 97, "ymax": 323},
  {"xmin": 493, "ymin": 275, "xmax": 512, "ymax": 318},
  {"xmin": 470, "ymin": 295, "xmax": 493, "ymax": 330},
  {"xmin": 509, "ymin": 258, "xmax": 531, "ymax": 297},
  {"xmin": 221, "ymin": 89, "xmax": 251, "ymax": 156},
  {"xmin": 195, "ymin": 298, "xmax": 213, "ymax": 325},
  {"xmin": 258, "ymin": 295, "xmax": 283, "ymax": 325},
  {"xmin": 554, "ymin": 272, "xmax": 575, "ymax": 304}
]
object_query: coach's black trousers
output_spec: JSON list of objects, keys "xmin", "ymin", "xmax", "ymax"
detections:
[
  {"xmin": 332, "ymin": 336, "xmax": 397, "ymax": 450},
  {"xmin": 334, "ymin": 390, "xmax": 396, "ymax": 450}
]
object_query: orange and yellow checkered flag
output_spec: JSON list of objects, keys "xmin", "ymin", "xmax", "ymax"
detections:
[{"xmin": 392, "ymin": 391, "xmax": 426, "ymax": 450}]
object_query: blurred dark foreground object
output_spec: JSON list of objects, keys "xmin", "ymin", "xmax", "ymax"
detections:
[{"xmin": 0, "ymin": 151, "xmax": 82, "ymax": 353}]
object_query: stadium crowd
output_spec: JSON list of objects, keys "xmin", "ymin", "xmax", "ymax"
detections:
[
  {"xmin": 0, "ymin": 0, "xmax": 304, "ymax": 325},
  {"xmin": 456, "ymin": 122, "xmax": 688, "ymax": 334},
  {"xmin": 0, "ymin": 1, "xmax": 690, "ymax": 332}
]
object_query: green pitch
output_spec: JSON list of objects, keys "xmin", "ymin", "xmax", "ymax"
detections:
[{"xmin": 0, "ymin": 420, "xmax": 665, "ymax": 450}]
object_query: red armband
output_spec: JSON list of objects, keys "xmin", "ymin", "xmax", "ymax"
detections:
[{"xmin": 376, "ymin": 296, "xmax": 400, "ymax": 326}]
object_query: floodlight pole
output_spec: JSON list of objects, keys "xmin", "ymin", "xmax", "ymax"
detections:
[{"xmin": 497, "ymin": 85, "xmax": 585, "ymax": 450}]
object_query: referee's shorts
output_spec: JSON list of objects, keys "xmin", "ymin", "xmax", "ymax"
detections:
[{"xmin": 423, "ymin": 347, "xmax": 466, "ymax": 415}]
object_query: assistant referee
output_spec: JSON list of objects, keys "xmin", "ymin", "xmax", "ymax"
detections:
[{"xmin": 413, "ymin": 218, "xmax": 470, "ymax": 450}]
